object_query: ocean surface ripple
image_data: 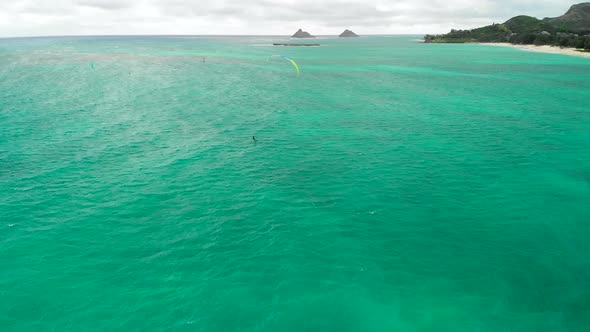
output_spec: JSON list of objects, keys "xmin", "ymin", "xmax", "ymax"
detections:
[{"xmin": 1, "ymin": 36, "xmax": 590, "ymax": 331}]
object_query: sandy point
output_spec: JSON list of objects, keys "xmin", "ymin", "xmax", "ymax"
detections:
[{"xmin": 478, "ymin": 43, "xmax": 590, "ymax": 59}]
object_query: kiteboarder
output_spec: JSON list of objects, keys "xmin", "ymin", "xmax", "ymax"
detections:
[{"xmin": 252, "ymin": 136, "xmax": 257, "ymax": 143}]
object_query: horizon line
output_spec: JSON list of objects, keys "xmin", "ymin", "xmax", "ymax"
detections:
[{"xmin": 0, "ymin": 33, "xmax": 425, "ymax": 40}]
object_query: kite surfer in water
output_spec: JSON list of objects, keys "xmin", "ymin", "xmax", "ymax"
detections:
[{"xmin": 252, "ymin": 136, "xmax": 257, "ymax": 143}]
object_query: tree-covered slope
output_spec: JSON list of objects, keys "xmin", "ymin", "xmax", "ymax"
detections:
[
  {"xmin": 544, "ymin": 2, "xmax": 590, "ymax": 33},
  {"xmin": 425, "ymin": 3, "xmax": 590, "ymax": 49}
]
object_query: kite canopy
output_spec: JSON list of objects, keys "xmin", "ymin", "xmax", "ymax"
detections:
[{"xmin": 270, "ymin": 55, "xmax": 300, "ymax": 77}]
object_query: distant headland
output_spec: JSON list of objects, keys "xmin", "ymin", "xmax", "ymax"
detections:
[
  {"xmin": 425, "ymin": 2, "xmax": 590, "ymax": 52},
  {"xmin": 289, "ymin": 28, "xmax": 360, "ymax": 39},
  {"xmin": 339, "ymin": 29, "xmax": 359, "ymax": 37},
  {"xmin": 292, "ymin": 29, "xmax": 315, "ymax": 38},
  {"xmin": 278, "ymin": 28, "xmax": 360, "ymax": 46}
]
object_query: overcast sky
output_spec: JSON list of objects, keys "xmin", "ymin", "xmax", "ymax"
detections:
[{"xmin": 0, "ymin": 0, "xmax": 579, "ymax": 37}]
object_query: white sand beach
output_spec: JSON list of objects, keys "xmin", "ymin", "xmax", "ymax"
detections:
[{"xmin": 480, "ymin": 43, "xmax": 590, "ymax": 59}]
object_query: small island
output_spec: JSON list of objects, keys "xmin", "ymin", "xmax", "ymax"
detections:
[
  {"xmin": 292, "ymin": 29, "xmax": 315, "ymax": 38},
  {"xmin": 273, "ymin": 43, "xmax": 320, "ymax": 47},
  {"xmin": 339, "ymin": 29, "xmax": 359, "ymax": 38},
  {"xmin": 425, "ymin": 2, "xmax": 590, "ymax": 51}
]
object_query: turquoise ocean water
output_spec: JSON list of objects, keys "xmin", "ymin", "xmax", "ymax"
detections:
[{"xmin": 1, "ymin": 36, "xmax": 590, "ymax": 331}]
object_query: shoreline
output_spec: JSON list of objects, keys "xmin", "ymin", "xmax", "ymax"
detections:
[{"xmin": 478, "ymin": 43, "xmax": 590, "ymax": 59}]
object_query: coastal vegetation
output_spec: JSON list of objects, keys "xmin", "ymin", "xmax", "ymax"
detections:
[{"xmin": 425, "ymin": 2, "xmax": 590, "ymax": 50}]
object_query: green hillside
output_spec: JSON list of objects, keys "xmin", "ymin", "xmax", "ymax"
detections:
[
  {"xmin": 425, "ymin": 3, "xmax": 590, "ymax": 49},
  {"xmin": 545, "ymin": 2, "xmax": 590, "ymax": 33},
  {"xmin": 504, "ymin": 16, "xmax": 555, "ymax": 34}
]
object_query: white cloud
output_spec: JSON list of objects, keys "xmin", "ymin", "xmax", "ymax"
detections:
[{"xmin": 0, "ymin": 0, "xmax": 579, "ymax": 37}]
